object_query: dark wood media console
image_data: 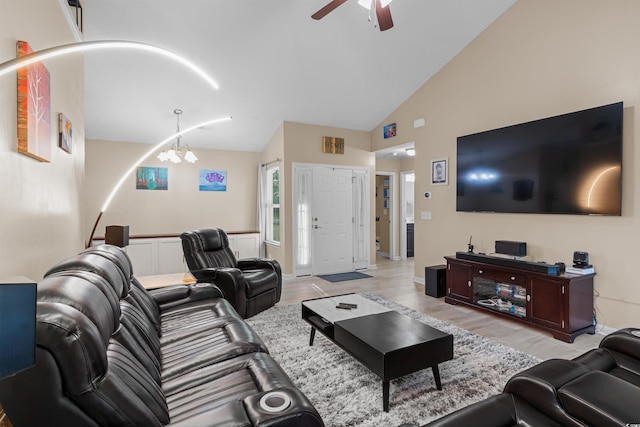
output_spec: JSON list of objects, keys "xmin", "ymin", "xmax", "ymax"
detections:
[{"xmin": 444, "ymin": 255, "xmax": 595, "ymax": 343}]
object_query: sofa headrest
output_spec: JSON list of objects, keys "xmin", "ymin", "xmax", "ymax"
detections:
[
  {"xmin": 45, "ymin": 253, "xmax": 130, "ymax": 299},
  {"xmin": 84, "ymin": 244, "xmax": 134, "ymax": 280},
  {"xmin": 195, "ymin": 228, "xmax": 228, "ymax": 251},
  {"xmin": 37, "ymin": 274, "xmax": 120, "ymax": 344}
]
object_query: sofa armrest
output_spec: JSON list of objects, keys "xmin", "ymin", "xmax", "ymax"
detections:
[
  {"xmin": 599, "ymin": 328, "xmax": 640, "ymax": 361},
  {"xmin": 150, "ymin": 282, "xmax": 225, "ymax": 311},
  {"xmin": 192, "ymin": 267, "xmax": 248, "ymax": 317},
  {"xmin": 243, "ymin": 387, "xmax": 324, "ymax": 427},
  {"xmin": 504, "ymin": 359, "xmax": 590, "ymax": 427},
  {"xmin": 166, "ymin": 400, "xmax": 251, "ymax": 427}
]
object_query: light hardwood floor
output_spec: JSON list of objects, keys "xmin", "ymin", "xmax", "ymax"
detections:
[{"xmin": 278, "ymin": 255, "xmax": 603, "ymax": 360}]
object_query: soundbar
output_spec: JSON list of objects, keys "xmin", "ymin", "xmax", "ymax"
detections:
[{"xmin": 455, "ymin": 251, "xmax": 559, "ymax": 275}]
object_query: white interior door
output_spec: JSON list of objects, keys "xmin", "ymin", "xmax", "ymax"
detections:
[{"xmin": 312, "ymin": 167, "xmax": 353, "ymax": 275}]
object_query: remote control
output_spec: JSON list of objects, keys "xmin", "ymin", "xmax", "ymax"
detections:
[
  {"xmin": 336, "ymin": 305, "xmax": 351, "ymax": 310},
  {"xmin": 337, "ymin": 302, "xmax": 357, "ymax": 309}
]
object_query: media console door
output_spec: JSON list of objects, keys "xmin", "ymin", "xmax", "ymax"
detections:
[
  {"xmin": 528, "ymin": 275, "xmax": 566, "ymax": 331},
  {"xmin": 446, "ymin": 261, "xmax": 472, "ymax": 302}
]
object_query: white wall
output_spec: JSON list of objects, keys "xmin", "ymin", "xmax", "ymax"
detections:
[{"xmin": 0, "ymin": 0, "xmax": 85, "ymax": 279}]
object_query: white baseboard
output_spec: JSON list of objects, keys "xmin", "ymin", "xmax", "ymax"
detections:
[
  {"xmin": 368, "ymin": 264, "xmax": 377, "ymax": 270},
  {"xmin": 413, "ymin": 276, "xmax": 425, "ymax": 285}
]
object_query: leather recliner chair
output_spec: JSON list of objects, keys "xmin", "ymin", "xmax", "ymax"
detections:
[{"xmin": 181, "ymin": 228, "xmax": 282, "ymax": 318}]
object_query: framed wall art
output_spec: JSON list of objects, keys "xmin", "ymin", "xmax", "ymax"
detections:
[
  {"xmin": 383, "ymin": 123, "xmax": 396, "ymax": 139},
  {"xmin": 17, "ymin": 40, "xmax": 51, "ymax": 162},
  {"xmin": 431, "ymin": 158, "xmax": 448, "ymax": 186},
  {"xmin": 136, "ymin": 167, "xmax": 168, "ymax": 190},
  {"xmin": 58, "ymin": 113, "xmax": 72, "ymax": 153},
  {"xmin": 199, "ymin": 169, "xmax": 227, "ymax": 192}
]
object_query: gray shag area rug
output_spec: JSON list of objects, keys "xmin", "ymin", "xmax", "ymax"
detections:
[{"xmin": 246, "ymin": 293, "xmax": 541, "ymax": 426}]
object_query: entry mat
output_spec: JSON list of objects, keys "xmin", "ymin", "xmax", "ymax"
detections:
[{"xmin": 317, "ymin": 271, "xmax": 373, "ymax": 283}]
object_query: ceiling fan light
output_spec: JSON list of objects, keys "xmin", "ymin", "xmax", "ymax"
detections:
[{"xmin": 357, "ymin": 0, "xmax": 393, "ymax": 10}]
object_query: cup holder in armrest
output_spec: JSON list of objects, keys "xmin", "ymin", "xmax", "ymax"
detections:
[{"xmin": 259, "ymin": 391, "xmax": 291, "ymax": 413}]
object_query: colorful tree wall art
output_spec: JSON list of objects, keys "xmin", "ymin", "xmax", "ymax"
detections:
[
  {"xmin": 136, "ymin": 167, "xmax": 168, "ymax": 190},
  {"xmin": 17, "ymin": 41, "xmax": 51, "ymax": 162}
]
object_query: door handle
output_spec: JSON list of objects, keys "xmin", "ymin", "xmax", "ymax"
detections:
[{"xmin": 314, "ymin": 225, "xmax": 322, "ymax": 229}]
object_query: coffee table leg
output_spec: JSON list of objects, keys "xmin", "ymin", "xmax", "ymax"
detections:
[
  {"xmin": 383, "ymin": 380, "xmax": 390, "ymax": 412},
  {"xmin": 432, "ymin": 365, "xmax": 442, "ymax": 390},
  {"xmin": 309, "ymin": 327, "xmax": 316, "ymax": 346}
]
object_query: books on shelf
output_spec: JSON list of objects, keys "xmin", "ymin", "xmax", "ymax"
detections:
[{"xmin": 565, "ymin": 266, "xmax": 595, "ymax": 275}]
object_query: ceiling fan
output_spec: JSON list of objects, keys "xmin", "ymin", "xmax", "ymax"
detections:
[{"xmin": 312, "ymin": 0, "xmax": 394, "ymax": 31}]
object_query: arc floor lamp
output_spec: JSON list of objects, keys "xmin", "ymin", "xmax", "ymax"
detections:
[{"xmin": 0, "ymin": 40, "xmax": 231, "ymax": 248}]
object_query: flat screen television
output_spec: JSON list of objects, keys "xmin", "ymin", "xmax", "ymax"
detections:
[{"xmin": 456, "ymin": 102, "xmax": 623, "ymax": 215}]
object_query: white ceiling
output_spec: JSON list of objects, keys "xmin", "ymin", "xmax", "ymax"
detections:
[{"xmin": 83, "ymin": 0, "xmax": 516, "ymax": 153}]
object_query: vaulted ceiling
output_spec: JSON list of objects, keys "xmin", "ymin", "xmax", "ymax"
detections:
[{"xmin": 83, "ymin": 0, "xmax": 517, "ymax": 152}]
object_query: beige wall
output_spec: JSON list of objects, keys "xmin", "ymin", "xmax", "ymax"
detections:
[
  {"xmin": 281, "ymin": 121, "xmax": 375, "ymax": 274},
  {"xmin": 84, "ymin": 139, "xmax": 261, "ymax": 238},
  {"xmin": 372, "ymin": 0, "xmax": 640, "ymax": 328},
  {"xmin": 0, "ymin": 0, "xmax": 85, "ymax": 279}
]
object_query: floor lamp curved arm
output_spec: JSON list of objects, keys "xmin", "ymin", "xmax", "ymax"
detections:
[
  {"xmin": 86, "ymin": 116, "xmax": 232, "ymax": 248},
  {"xmin": 0, "ymin": 40, "xmax": 219, "ymax": 90}
]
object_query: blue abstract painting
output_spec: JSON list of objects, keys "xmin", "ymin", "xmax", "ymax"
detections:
[{"xmin": 199, "ymin": 169, "xmax": 227, "ymax": 191}]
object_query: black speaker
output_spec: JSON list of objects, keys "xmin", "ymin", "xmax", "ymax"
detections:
[
  {"xmin": 425, "ymin": 265, "xmax": 446, "ymax": 298},
  {"xmin": 105, "ymin": 225, "xmax": 129, "ymax": 247},
  {"xmin": 495, "ymin": 240, "xmax": 527, "ymax": 257}
]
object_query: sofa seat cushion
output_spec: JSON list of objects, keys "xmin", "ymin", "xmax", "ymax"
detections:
[
  {"xmin": 243, "ymin": 269, "xmax": 279, "ymax": 298},
  {"xmin": 163, "ymin": 352, "xmax": 295, "ymax": 423},
  {"xmin": 160, "ymin": 316, "xmax": 268, "ymax": 381},
  {"xmin": 559, "ymin": 370, "xmax": 640, "ymax": 427}
]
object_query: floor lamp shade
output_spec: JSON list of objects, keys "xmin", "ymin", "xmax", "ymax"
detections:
[
  {"xmin": 0, "ymin": 278, "xmax": 36, "ymax": 380},
  {"xmin": 105, "ymin": 225, "xmax": 129, "ymax": 247}
]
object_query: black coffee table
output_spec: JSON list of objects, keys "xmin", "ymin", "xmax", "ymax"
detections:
[{"xmin": 302, "ymin": 294, "xmax": 454, "ymax": 411}]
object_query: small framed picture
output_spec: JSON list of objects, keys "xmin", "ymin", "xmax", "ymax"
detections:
[
  {"xmin": 58, "ymin": 113, "xmax": 72, "ymax": 153},
  {"xmin": 431, "ymin": 158, "xmax": 448, "ymax": 186},
  {"xmin": 383, "ymin": 123, "xmax": 396, "ymax": 139}
]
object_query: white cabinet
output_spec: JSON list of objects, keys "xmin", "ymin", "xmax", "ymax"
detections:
[
  {"xmin": 93, "ymin": 237, "xmax": 185, "ymax": 276},
  {"xmin": 93, "ymin": 232, "xmax": 259, "ymax": 276},
  {"xmin": 229, "ymin": 233, "xmax": 260, "ymax": 259}
]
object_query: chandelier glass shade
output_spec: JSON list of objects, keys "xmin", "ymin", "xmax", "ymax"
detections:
[{"xmin": 157, "ymin": 109, "xmax": 198, "ymax": 163}]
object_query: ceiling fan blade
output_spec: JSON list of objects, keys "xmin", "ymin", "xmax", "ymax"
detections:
[
  {"xmin": 375, "ymin": 0, "xmax": 394, "ymax": 31},
  {"xmin": 312, "ymin": 0, "xmax": 348, "ymax": 20}
]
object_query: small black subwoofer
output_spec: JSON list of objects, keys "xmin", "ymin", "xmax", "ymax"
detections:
[
  {"xmin": 425, "ymin": 265, "xmax": 446, "ymax": 298},
  {"xmin": 105, "ymin": 225, "xmax": 130, "ymax": 247}
]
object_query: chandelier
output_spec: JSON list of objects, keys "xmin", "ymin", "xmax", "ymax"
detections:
[{"xmin": 157, "ymin": 109, "xmax": 198, "ymax": 163}]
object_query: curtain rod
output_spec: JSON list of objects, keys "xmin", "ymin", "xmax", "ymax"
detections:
[{"xmin": 261, "ymin": 157, "xmax": 281, "ymax": 167}]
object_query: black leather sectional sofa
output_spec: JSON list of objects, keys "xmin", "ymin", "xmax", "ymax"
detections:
[
  {"xmin": 413, "ymin": 327, "xmax": 640, "ymax": 426},
  {"xmin": 0, "ymin": 245, "xmax": 323, "ymax": 427}
]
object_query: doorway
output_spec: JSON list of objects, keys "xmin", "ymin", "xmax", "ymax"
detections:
[
  {"xmin": 375, "ymin": 172, "xmax": 395, "ymax": 259},
  {"xmin": 292, "ymin": 164, "xmax": 370, "ymax": 277},
  {"xmin": 400, "ymin": 171, "xmax": 415, "ymax": 259}
]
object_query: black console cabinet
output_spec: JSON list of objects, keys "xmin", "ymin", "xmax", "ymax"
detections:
[{"xmin": 444, "ymin": 256, "xmax": 595, "ymax": 343}]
